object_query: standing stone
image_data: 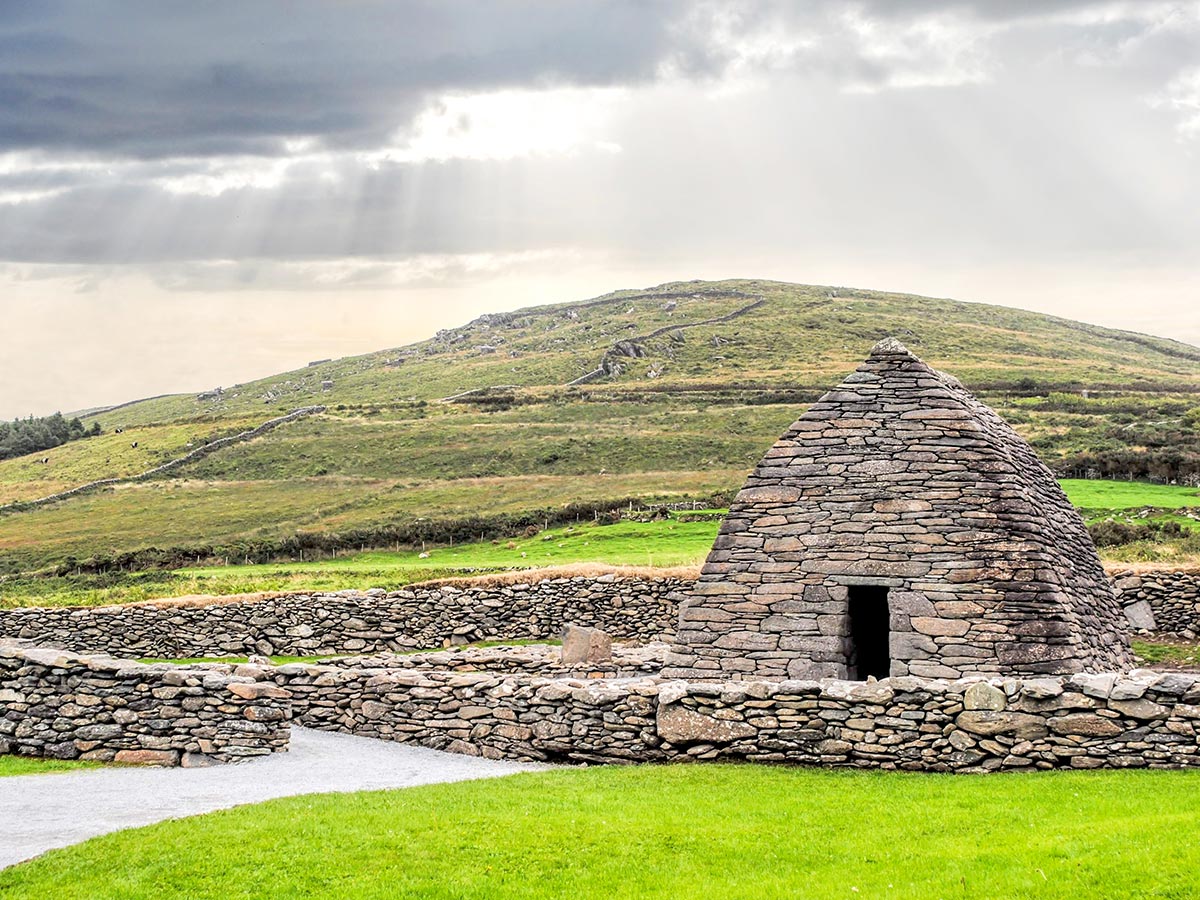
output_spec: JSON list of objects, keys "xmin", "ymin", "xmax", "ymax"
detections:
[
  {"xmin": 1122, "ymin": 600, "xmax": 1156, "ymax": 632},
  {"xmin": 560, "ymin": 625, "xmax": 613, "ymax": 664}
]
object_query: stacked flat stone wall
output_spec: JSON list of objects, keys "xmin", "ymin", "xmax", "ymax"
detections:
[
  {"xmin": 0, "ymin": 642, "xmax": 289, "ymax": 766},
  {"xmin": 267, "ymin": 662, "xmax": 1200, "ymax": 771},
  {"xmin": 1111, "ymin": 569, "xmax": 1200, "ymax": 636},
  {"xmin": 0, "ymin": 576, "xmax": 684, "ymax": 659},
  {"xmin": 668, "ymin": 342, "xmax": 1135, "ymax": 682},
  {"xmin": 319, "ymin": 642, "xmax": 666, "ymax": 678}
]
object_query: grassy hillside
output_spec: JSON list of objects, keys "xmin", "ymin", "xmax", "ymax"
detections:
[{"xmin": 0, "ymin": 279, "xmax": 1197, "ymax": 594}]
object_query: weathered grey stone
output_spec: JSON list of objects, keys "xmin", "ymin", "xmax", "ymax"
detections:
[
  {"xmin": 1049, "ymin": 714, "xmax": 1123, "ymax": 737},
  {"xmin": 963, "ymin": 682, "xmax": 1007, "ymax": 711},
  {"xmin": 114, "ymin": 749, "xmax": 181, "ymax": 766},
  {"xmin": 656, "ymin": 704, "xmax": 756, "ymax": 744},
  {"xmin": 664, "ymin": 340, "xmax": 1133, "ymax": 681},
  {"xmin": 956, "ymin": 711, "xmax": 1048, "ymax": 740},
  {"xmin": 560, "ymin": 625, "xmax": 613, "ymax": 664},
  {"xmin": 1108, "ymin": 698, "xmax": 1169, "ymax": 720},
  {"xmin": 1122, "ymin": 600, "xmax": 1156, "ymax": 632}
]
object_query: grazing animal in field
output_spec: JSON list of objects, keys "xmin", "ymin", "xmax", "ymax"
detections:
[{"xmin": 131, "ymin": 441, "xmax": 138, "ymax": 448}]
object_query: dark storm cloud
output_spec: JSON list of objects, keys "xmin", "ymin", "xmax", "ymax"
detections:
[
  {"xmin": 0, "ymin": 0, "xmax": 1196, "ymax": 268},
  {"xmin": 0, "ymin": 0, "xmax": 708, "ymax": 158},
  {"xmin": 2, "ymin": 1, "xmax": 1185, "ymax": 160}
]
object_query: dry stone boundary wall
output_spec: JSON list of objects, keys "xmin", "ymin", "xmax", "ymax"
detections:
[
  {"xmin": 269, "ymin": 663, "xmax": 1200, "ymax": 771},
  {"xmin": 7, "ymin": 569, "xmax": 1200, "ymax": 771},
  {"xmin": 1111, "ymin": 569, "xmax": 1200, "ymax": 636},
  {"xmin": 0, "ymin": 406, "xmax": 325, "ymax": 513},
  {"xmin": 5, "ymin": 571, "xmax": 1200, "ymax": 663},
  {"xmin": 0, "ymin": 642, "xmax": 289, "ymax": 766},
  {"xmin": 0, "ymin": 576, "xmax": 684, "ymax": 659}
]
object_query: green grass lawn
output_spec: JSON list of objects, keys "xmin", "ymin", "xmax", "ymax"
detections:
[
  {"xmin": 1060, "ymin": 479, "xmax": 1200, "ymax": 511},
  {"xmin": 178, "ymin": 516, "xmax": 719, "ymax": 578},
  {"xmin": 4, "ymin": 764, "xmax": 1200, "ymax": 899},
  {"xmin": 0, "ymin": 756, "xmax": 100, "ymax": 777}
]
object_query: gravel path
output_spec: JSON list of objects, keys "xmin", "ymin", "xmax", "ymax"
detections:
[{"xmin": 1, "ymin": 727, "xmax": 550, "ymax": 870}]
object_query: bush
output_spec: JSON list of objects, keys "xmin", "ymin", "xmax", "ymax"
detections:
[{"xmin": 1089, "ymin": 520, "xmax": 1187, "ymax": 546}]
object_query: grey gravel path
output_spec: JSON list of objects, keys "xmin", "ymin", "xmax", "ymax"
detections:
[{"xmin": 0, "ymin": 727, "xmax": 550, "ymax": 870}]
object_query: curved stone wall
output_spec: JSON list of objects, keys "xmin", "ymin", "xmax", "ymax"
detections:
[
  {"xmin": 0, "ymin": 642, "xmax": 290, "ymax": 766},
  {"xmin": 0, "ymin": 575, "xmax": 685, "ymax": 659},
  {"xmin": 269, "ymin": 663, "xmax": 1200, "ymax": 771}
]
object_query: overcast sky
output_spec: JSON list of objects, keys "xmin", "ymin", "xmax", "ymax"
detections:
[{"xmin": 2, "ymin": 1, "xmax": 1199, "ymax": 417}]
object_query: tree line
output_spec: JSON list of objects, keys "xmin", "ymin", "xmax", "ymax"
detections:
[{"xmin": 0, "ymin": 413, "xmax": 100, "ymax": 461}]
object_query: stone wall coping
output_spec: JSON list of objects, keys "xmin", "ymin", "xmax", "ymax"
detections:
[
  {"xmin": 261, "ymin": 655, "xmax": 1199, "ymax": 703},
  {"xmin": 1, "ymin": 640, "xmax": 267, "ymax": 696},
  {"xmin": 16, "ymin": 572, "xmax": 684, "ymax": 614}
]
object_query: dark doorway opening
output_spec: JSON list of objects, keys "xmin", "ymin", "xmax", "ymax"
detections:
[{"xmin": 848, "ymin": 586, "xmax": 890, "ymax": 680}]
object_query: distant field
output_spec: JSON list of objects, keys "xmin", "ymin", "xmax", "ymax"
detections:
[
  {"xmin": 0, "ymin": 419, "xmax": 259, "ymax": 505},
  {"xmin": 175, "ymin": 517, "xmax": 719, "ymax": 577},
  {"xmin": 6, "ymin": 479, "xmax": 1200, "ymax": 607},
  {"xmin": 0, "ymin": 470, "xmax": 740, "ymax": 576},
  {"xmin": 1060, "ymin": 479, "xmax": 1200, "ymax": 511},
  {"xmin": 0, "ymin": 478, "xmax": 391, "ymax": 572},
  {"xmin": 6, "ymin": 765, "xmax": 1200, "ymax": 899}
]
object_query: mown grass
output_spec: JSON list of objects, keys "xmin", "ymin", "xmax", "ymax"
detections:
[
  {"xmin": 1061, "ymin": 479, "xmax": 1200, "ymax": 510},
  {"xmin": 4, "ymin": 765, "xmax": 1200, "ymax": 899},
  {"xmin": 0, "ymin": 757, "xmax": 100, "ymax": 777}
]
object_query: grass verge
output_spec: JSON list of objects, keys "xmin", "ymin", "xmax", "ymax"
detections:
[
  {"xmin": 3, "ymin": 764, "xmax": 1200, "ymax": 898},
  {"xmin": 0, "ymin": 757, "xmax": 100, "ymax": 777}
]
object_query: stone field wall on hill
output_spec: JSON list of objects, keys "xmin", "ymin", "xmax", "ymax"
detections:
[
  {"xmin": 0, "ymin": 642, "xmax": 290, "ymax": 766},
  {"xmin": 266, "ymin": 662, "xmax": 1200, "ymax": 771},
  {"xmin": 0, "ymin": 576, "xmax": 684, "ymax": 659}
]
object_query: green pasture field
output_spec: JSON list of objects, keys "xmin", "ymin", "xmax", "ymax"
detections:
[
  {"xmin": 0, "ymin": 469, "xmax": 741, "ymax": 577},
  {"xmin": 5, "ymin": 479, "xmax": 1200, "ymax": 608},
  {"xmin": 0, "ymin": 279, "xmax": 1195, "ymax": 595},
  {"xmin": 0, "ymin": 418, "xmax": 260, "ymax": 506},
  {"xmin": 4, "ymin": 764, "xmax": 1200, "ymax": 899},
  {"xmin": 1061, "ymin": 479, "xmax": 1200, "ymax": 511}
]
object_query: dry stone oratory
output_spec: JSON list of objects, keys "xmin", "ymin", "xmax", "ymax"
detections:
[{"xmin": 665, "ymin": 338, "xmax": 1134, "ymax": 682}]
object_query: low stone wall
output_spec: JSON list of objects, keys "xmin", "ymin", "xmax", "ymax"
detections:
[
  {"xmin": 269, "ymin": 663, "xmax": 1200, "ymax": 771},
  {"xmin": 0, "ymin": 642, "xmax": 290, "ymax": 766},
  {"xmin": 8, "ymin": 569, "xmax": 1198, "ymax": 666},
  {"xmin": 1111, "ymin": 569, "xmax": 1200, "ymax": 636},
  {"xmin": 0, "ymin": 575, "xmax": 684, "ymax": 659},
  {"xmin": 320, "ymin": 642, "xmax": 667, "ymax": 678}
]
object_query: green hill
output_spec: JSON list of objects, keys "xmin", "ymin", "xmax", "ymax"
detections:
[{"xmin": 1, "ymin": 278, "xmax": 1198, "ymax": 584}]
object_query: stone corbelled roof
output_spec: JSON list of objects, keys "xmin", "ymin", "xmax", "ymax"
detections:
[{"xmin": 665, "ymin": 340, "xmax": 1133, "ymax": 680}]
